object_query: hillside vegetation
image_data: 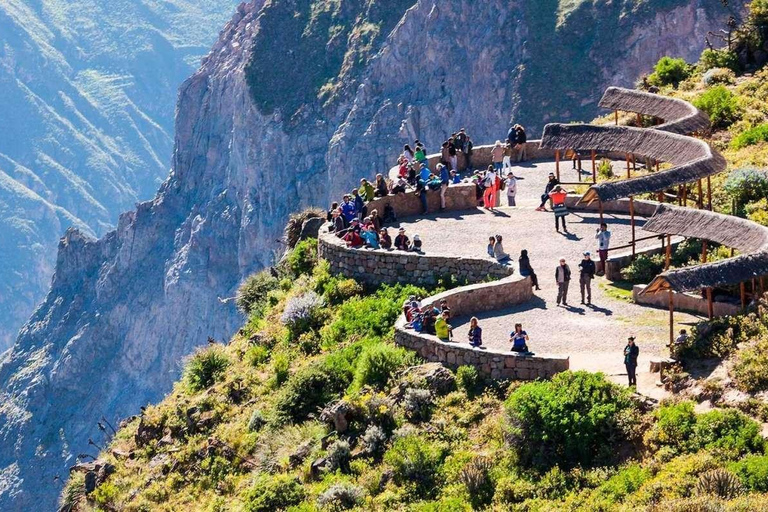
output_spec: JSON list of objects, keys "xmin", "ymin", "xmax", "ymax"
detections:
[{"xmin": 59, "ymin": 239, "xmax": 768, "ymax": 511}]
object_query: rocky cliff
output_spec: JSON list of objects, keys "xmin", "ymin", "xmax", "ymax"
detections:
[
  {"xmin": 0, "ymin": 0, "xmax": 240, "ymax": 350},
  {"xmin": 0, "ymin": 0, "xmax": 744, "ymax": 509}
]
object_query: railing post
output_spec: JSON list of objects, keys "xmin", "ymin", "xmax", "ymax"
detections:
[
  {"xmin": 599, "ymin": 199, "xmax": 604, "ymax": 224},
  {"xmin": 707, "ymin": 176, "xmax": 712, "ymax": 211},
  {"xmin": 591, "ymin": 150, "xmax": 596, "ymax": 183},
  {"xmin": 697, "ymin": 179, "xmax": 703, "ymax": 209},
  {"xmin": 669, "ymin": 289, "xmax": 674, "ymax": 349},
  {"xmin": 665, "ymin": 235, "xmax": 671, "ymax": 270},
  {"xmin": 741, "ymin": 281, "xmax": 747, "ymax": 311},
  {"xmin": 555, "ymin": 150, "xmax": 560, "ymax": 182},
  {"xmin": 629, "ymin": 196, "xmax": 636, "ymax": 259},
  {"xmin": 706, "ymin": 287, "xmax": 714, "ymax": 319},
  {"xmin": 625, "ymin": 153, "xmax": 631, "ymax": 179},
  {"xmin": 615, "ymin": 110, "xmax": 618, "ymax": 125}
]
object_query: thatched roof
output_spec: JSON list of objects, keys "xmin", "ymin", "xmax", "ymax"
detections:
[
  {"xmin": 540, "ymin": 124, "xmax": 727, "ymax": 203},
  {"xmin": 599, "ymin": 86, "xmax": 711, "ymax": 135},
  {"xmin": 641, "ymin": 204, "xmax": 768, "ymax": 293}
]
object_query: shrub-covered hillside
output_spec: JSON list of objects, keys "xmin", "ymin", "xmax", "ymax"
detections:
[{"xmin": 60, "ymin": 237, "xmax": 768, "ymax": 511}]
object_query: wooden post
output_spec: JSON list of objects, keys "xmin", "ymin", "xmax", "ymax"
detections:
[
  {"xmin": 657, "ymin": 191, "xmax": 665, "ymax": 203},
  {"xmin": 632, "ymin": 153, "xmax": 637, "ymax": 171},
  {"xmin": 707, "ymin": 176, "xmax": 712, "ymax": 211},
  {"xmin": 656, "ymin": 161, "xmax": 660, "ymax": 173},
  {"xmin": 626, "ymin": 153, "xmax": 631, "ymax": 179},
  {"xmin": 629, "ymin": 196, "xmax": 636, "ymax": 259},
  {"xmin": 591, "ymin": 150, "xmax": 596, "ymax": 183},
  {"xmin": 741, "ymin": 282, "xmax": 747, "ymax": 311},
  {"xmin": 669, "ymin": 289, "xmax": 675, "ymax": 348},
  {"xmin": 702, "ymin": 241, "xmax": 708, "ymax": 264},
  {"xmin": 682, "ymin": 185, "xmax": 688, "ymax": 206},
  {"xmin": 665, "ymin": 235, "xmax": 672, "ymax": 270},
  {"xmin": 555, "ymin": 150, "xmax": 560, "ymax": 182},
  {"xmin": 599, "ymin": 199, "xmax": 604, "ymax": 224},
  {"xmin": 697, "ymin": 179, "xmax": 703, "ymax": 209},
  {"xmin": 678, "ymin": 185, "xmax": 683, "ymax": 206},
  {"xmin": 636, "ymin": 112, "xmax": 642, "ymax": 127},
  {"xmin": 706, "ymin": 287, "xmax": 714, "ymax": 319},
  {"xmin": 615, "ymin": 110, "xmax": 619, "ymax": 125}
]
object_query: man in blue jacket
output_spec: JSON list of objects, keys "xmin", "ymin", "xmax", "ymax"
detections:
[
  {"xmin": 340, "ymin": 195, "xmax": 357, "ymax": 224},
  {"xmin": 439, "ymin": 163, "xmax": 450, "ymax": 210}
]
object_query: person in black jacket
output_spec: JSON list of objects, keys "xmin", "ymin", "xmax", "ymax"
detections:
[
  {"xmin": 578, "ymin": 251, "xmax": 596, "ymax": 305},
  {"xmin": 514, "ymin": 124, "xmax": 527, "ymax": 162},
  {"xmin": 518, "ymin": 250, "xmax": 540, "ymax": 290},
  {"xmin": 536, "ymin": 173, "xmax": 560, "ymax": 211},
  {"xmin": 555, "ymin": 258, "xmax": 571, "ymax": 306},
  {"xmin": 624, "ymin": 337, "xmax": 639, "ymax": 387}
]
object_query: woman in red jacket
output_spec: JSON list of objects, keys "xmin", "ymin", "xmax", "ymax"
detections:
[{"xmin": 548, "ymin": 186, "xmax": 569, "ymax": 233}]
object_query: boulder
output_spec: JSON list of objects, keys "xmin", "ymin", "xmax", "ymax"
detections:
[
  {"xmin": 299, "ymin": 217, "xmax": 325, "ymax": 241},
  {"xmin": 320, "ymin": 400, "xmax": 357, "ymax": 433},
  {"xmin": 398, "ymin": 363, "xmax": 456, "ymax": 396}
]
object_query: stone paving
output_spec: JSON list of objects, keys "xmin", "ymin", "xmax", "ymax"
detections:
[{"xmin": 395, "ymin": 160, "xmax": 703, "ymax": 396}]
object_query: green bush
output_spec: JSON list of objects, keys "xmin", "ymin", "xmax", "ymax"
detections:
[
  {"xmin": 620, "ymin": 253, "xmax": 664, "ymax": 283},
  {"xmin": 645, "ymin": 401, "xmax": 698, "ymax": 454},
  {"xmin": 724, "ymin": 167, "xmax": 768, "ymax": 215},
  {"xmin": 316, "ymin": 482, "xmax": 364, "ymax": 510},
  {"xmin": 731, "ymin": 336, "xmax": 768, "ymax": 392},
  {"xmin": 236, "ymin": 270, "xmax": 279, "ymax": 315},
  {"xmin": 746, "ymin": 198, "xmax": 768, "ymax": 226},
  {"xmin": 350, "ymin": 343, "xmax": 416, "ymax": 392},
  {"xmin": 245, "ymin": 344, "xmax": 269, "ymax": 367},
  {"xmin": 244, "ymin": 474, "xmax": 305, "ymax": 512},
  {"xmin": 590, "ymin": 464, "xmax": 650, "ymax": 504},
  {"xmin": 702, "ymin": 67, "xmax": 736, "ymax": 86},
  {"xmin": 693, "ymin": 86, "xmax": 742, "ymax": 129},
  {"xmin": 647, "ymin": 56, "xmax": 691, "ymax": 87},
  {"xmin": 248, "ymin": 410, "xmax": 266, "ymax": 433},
  {"xmin": 505, "ymin": 371, "xmax": 638, "ymax": 469},
  {"xmin": 683, "ymin": 305, "xmax": 768, "ymax": 359},
  {"xmin": 693, "ymin": 408, "xmax": 764, "ymax": 458},
  {"xmin": 729, "ymin": 454, "xmax": 768, "ymax": 492},
  {"xmin": 384, "ymin": 435, "xmax": 446, "ymax": 498},
  {"xmin": 286, "ymin": 238, "xmax": 318, "ymax": 277},
  {"xmin": 271, "ymin": 352, "xmax": 290, "ymax": 387},
  {"xmin": 456, "ymin": 365, "xmax": 480, "ymax": 395},
  {"xmin": 698, "ymin": 48, "xmax": 739, "ymax": 72},
  {"xmin": 322, "ymin": 284, "xmax": 428, "ymax": 346},
  {"xmin": 184, "ymin": 346, "xmax": 230, "ymax": 392},
  {"xmin": 732, "ymin": 123, "xmax": 768, "ymax": 150},
  {"xmin": 597, "ymin": 158, "xmax": 614, "ymax": 179},
  {"xmin": 273, "ymin": 353, "xmax": 354, "ymax": 424}
]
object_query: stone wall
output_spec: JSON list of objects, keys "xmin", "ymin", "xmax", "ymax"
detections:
[
  {"xmin": 394, "ymin": 275, "xmax": 568, "ymax": 380},
  {"xmin": 633, "ymin": 284, "xmax": 741, "ymax": 317}
]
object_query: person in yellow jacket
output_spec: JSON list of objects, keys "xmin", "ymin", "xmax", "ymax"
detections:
[{"xmin": 434, "ymin": 310, "xmax": 452, "ymax": 342}]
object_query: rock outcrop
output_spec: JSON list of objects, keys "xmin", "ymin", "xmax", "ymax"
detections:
[{"xmin": 0, "ymin": 0, "xmax": 745, "ymax": 509}]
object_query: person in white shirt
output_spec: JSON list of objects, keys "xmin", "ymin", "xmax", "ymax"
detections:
[
  {"xmin": 505, "ymin": 172, "xmax": 518, "ymax": 206},
  {"xmin": 595, "ymin": 223, "xmax": 612, "ymax": 276}
]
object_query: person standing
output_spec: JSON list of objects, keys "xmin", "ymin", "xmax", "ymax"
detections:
[
  {"xmin": 448, "ymin": 140, "xmax": 458, "ymax": 172},
  {"xmin": 439, "ymin": 163, "xmax": 450, "ymax": 210},
  {"xmin": 595, "ymin": 223, "xmax": 612, "ymax": 276},
  {"xmin": 555, "ymin": 258, "xmax": 571, "ymax": 306},
  {"xmin": 515, "ymin": 124, "xmax": 527, "ymax": 162},
  {"xmin": 624, "ymin": 336, "xmax": 639, "ymax": 387},
  {"xmin": 536, "ymin": 173, "xmax": 560, "ymax": 211},
  {"xmin": 578, "ymin": 252, "xmax": 596, "ymax": 305},
  {"xmin": 505, "ymin": 172, "xmax": 517, "ymax": 207},
  {"xmin": 491, "ymin": 141, "xmax": 504, "ymax": 172},
  {"xmin": 483, "ymin": 165, "xmax": 498, "ymax": 211},
  {"xmin": 549, "ymin": 186, "xmax": 569, "ymax": 233}
]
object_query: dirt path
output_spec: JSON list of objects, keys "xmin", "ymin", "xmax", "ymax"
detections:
[{"xmin": 395, "ymin": 160, "xmax": 704, "ymax": 395}]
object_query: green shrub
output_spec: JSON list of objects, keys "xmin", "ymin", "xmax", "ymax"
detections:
[
  {"xmin": 724, "ymin": 167, "xmax": 768, "ymax": 215},
  {"xmin": 597, "ymin": 158, "xmax": 614, "ymax": 179},
  {"xmin": 384, "ymin": 435, "xmax": 446, "ymax": 498},
  {"xmin": 286, "ymin": 238, "xmax": 318, "ymax": 277},
  {"xmin": 683, "ymin": 305, "xmax": 768, "ymax": 359},
  {"xmin": 620, "ymin": 253, "xmax": 664, "ymax": 283},
  {"xmin": 59, "ymin": 473, "xmax": 85, "ymax": 512},
  {"xmin": 729, "ymin": 454, "xmax": 768, "ymax": 492},
  {"xmin": 645, "ymin": 401, "xmax": 698, "ymax": 454},
  {"xmin": 505, "ymin": 371, "xmax": 638, "ymax": 469},
  {"xmin": 591, "ymin": 464, "xmax": 650, "ymax": 503},
  {"xmin": 184, "ymin": 346, "xmax": 230, "ymax": 392},
  {"xmin": 731, "ymin": 123, "xmax": 768, "ymax": 150},
  {"xmin": 693, "ymin": 86, "xmax": 742, "ymax": 129},
  {"xmin": 236, "ymin": 270, "xmax": 279, "ymax": 315},
  {"xmin": 316, "ymin": 482, "xmax": 364, "ymax": 510},
  {"xmin": 245, "ymin": 344, "xmax": 269, "ymax": 367},
  {"xmin": 746, "ymin": 198, "xmax": 768, "ymax": 226},
  {"xmin": 647, "ymin": 56, "xmax": 691, "ymax": 87},
  {"xmin": 350, "ymin": 343, "xmax": 416, "ymax": 392},
  {"xmin": 317, "ymin": 272, "xmax": 364, "ymax": 306},
  {"xmin": 274, "ymin": 354, "xmax": 354, "ymax": 424},
  {"xmin": 326, "ymin": 439, "xmax": 352, "ymax": 472},
  {"xmin": 695, "ymin": 468, "xmax": 743, "ymax": 499},
  {"xmin": 702, "ymin": 67, "xmax": 736, "ymax": 86},
  {"xmin": 244, "ymin": 474, "xmax": 305, "ymax": 512},
  {"xmin": 460, "ymin": 457, "xmax": 495, "ymax": 509},
  {"xmin": 271, "ymin": 352, "xmax": 290, "ymax": 387},
  {"xmin": 456, "ymin": 365, "xmax": 480, "ymax": 395},
  {"xmin": 403, "ymin": 388, "xmax": 433, "ymax": 422},
  {"xmin": 322, "ymin": 284, "xmax": 428, "ymax": 346},
  {"xmin": 731, "ymin": 336, "xmax": 768, "ymax": 392},
  {"xmin": 698, "ymin": 48, "xmax": 739, "ymax": 72},
  {"xmin": 248, "ymin": 410, "xmax": 266, "ymax": 433},
  {"xmin": 692, "ymin": 408, "xmax": 764, "ymax": 458},
  {"xmin": 281, "ymin": 291, "xmax": 326, "ymax": 340}
]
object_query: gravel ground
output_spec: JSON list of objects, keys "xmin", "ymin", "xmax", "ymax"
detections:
[{"xmin": 395, "ymin": 160, "xmax": 703, "ymax": 395}]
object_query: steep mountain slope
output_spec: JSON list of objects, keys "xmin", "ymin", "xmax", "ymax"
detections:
[
  {"xmin": 0, "ymin": 0, "xmax": 744, "ymax": 509},
  {"xmin": 0, "ymin": 0, "xmax": 240, "ymax": 350}
]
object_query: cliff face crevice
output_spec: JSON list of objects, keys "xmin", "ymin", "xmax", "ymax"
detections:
[{"xmin": 0, "ymin": 0, "xmax": 745, "ymax": 509}]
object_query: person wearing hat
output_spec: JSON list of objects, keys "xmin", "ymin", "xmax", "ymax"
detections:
[
  {"xmin": 343, "ymin": 222, "xmax": 364, "ymax": 248},
  {"xmin": 536, "ymin": 173, "xmax": 560, "ymax": 211},
  {"xmin": 340, "ymin": 194, "xmax": 357, "ymax": 224},
  {"xmin": 505, "ymin": 172, "xmax": 518, "ymax": 206},
  {"xmin": 578, "ymin": 251, "xmax": 596, "ymax": 305},
  {"xmin": 394, "ymin": 228, "xmax": 411, "ymax": 251},
  {"xmin": 412, "ymin": 234, "xmax": 423, "ymax": 252},
  {"xmin": 624, "ymin": 336, "xmax": 639, "ymax": 387},
  {"xmin": 555, "ymin": 257, "xmax": 571, "ymax": 306}
]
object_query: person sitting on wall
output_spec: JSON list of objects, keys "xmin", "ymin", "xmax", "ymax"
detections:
[
  {"xmin": 493, "ymin": 234, "xmax": 510, "ymax": 263},
  {"xmin": 369, "ymin": 209, "xmax": 383, "ymax": 232},
  {"xmin": 394, "ymin": 227, "xmax": 411, "ymax": 251},
  {"xmin": 510, "ymin": 323, "xmax": 530, "ymax": 353},
  {"xmin": 360, "ymin": 224, "xmax": 380, "ymax": 249},
  {"xmin": 360, "ymin": 178, "xmax": 375, "ymax": 202},
  {"xmin": 419, "ymin": 162, "xmax": 431, "ymax": 183},
  {"xmin": 340, "ymin": 194, "xmax": 357, "ymax": 224},
  {"xmin": 450, "ymin": 170, "xmax": 461, "ymax": 184},
  {"xmin": 414, "ymin": 145, "xmax": 427, "ymax": 165},
  {"xmin": 421, "ymin": 307, "xmax": 437, "ymax": 335},
  {"xmin": 327, "ymin": 201, "xmax": 339, "ymax": 222},
  {"xmin": 403, "ymin": 295, "xmax": 416, "ymax": 320},
  {"xmin": 468, "ymin": 317, "xmax": 483, "ymax": 347},
  {"xmin": 391, "ymin": 176, "xmax": 408, "ymax": 195},
  {"xmin": 536, "ymin": 173, "xmax": 560, "ymax": 211},
  {"xmin": 518, "ymin": 249, "xmax": 540, "ymax": 290},
  {"xmin": 412, "ymin": 234, "xmax": 423, "ymax": 253},
  {"xmin": 379, "ymin": 228, "xmax": 392, "ymax": 249},
  {"xmin": 374, "ymin": 173, "xmax": 389, "ymax": 197},
  {"xmin": 330, "ymin": 208, "xmax": 346, "ymax": 236},
  {"xmin": 487, "ymin": 236, "xmax": 496, "ymax": 257},
  {"xmin": 402, "ymin": 144, "xmax": 415, "ymax": 164},
  {"xmin": 343, "ymin": 221, "xmax": 364, "ymax": 248},
  {"xmin": 435, "ymin": 310, "xmax": 453, "ymax": 342},
  {"xmin": 407, "ymin": 163, "xmax": 418, "ymax": 187}
]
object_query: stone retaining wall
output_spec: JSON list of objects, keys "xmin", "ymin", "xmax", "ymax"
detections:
[
  {"xmin": 633, "ymin": 284, "xmax": 741, "ymax": 317},
  {"xmin": 394, "ymin": 275, "xmax": 568, "ymax": 380}
]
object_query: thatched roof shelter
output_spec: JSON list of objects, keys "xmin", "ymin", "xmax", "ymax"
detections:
[
  {"xmin": 540, "ymin": 124, "xmax": 727, "ymax": 203},
  {"xmin": 641, "ymin": 204, "xmax": 768, "ymax": 293},
  {"xmin": 599, "ymin": 86, "xmax": 711, "ymax": 135}
]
